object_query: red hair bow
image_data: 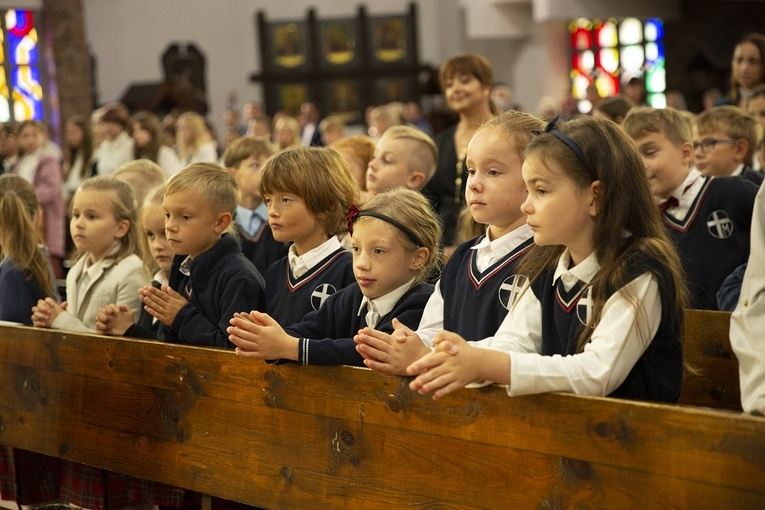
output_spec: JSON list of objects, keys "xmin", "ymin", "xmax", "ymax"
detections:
[{"xmin": 346, "ymin": 205, "xmax": 360, "ymax": 235}]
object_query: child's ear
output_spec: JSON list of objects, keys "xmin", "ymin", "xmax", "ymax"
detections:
[
  {"xmin": 733, "ymin": 138, "xmax": 749, "ymax": 163},
  {"xmin": 407, "ymin": 171, "xmax": 427, "ymax": 189},
  {"xmin": 215, "ymin": 212, "xmax": 233, "ymax": 234},
  {"xmin": 588, "ymin": 180, "xmax": 601, "ymax": 217},
  {"xmin": 409, "ymin": 247, "xmax": 429, "ymax": 272},
  {"xmin": 115, "ymin": 219, "xmax": 130, "ymax": 239},
  {"xmin": 681, "ymin": 141, "xmax": 693, "ymax": 166}
]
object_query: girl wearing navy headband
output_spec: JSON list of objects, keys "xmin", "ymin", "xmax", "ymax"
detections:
[
  {"xmin": 408, "ymin": 115, "xmax": 689, "ymax": 404},
  {"xmin": 228, "ymin": 188, "xmax": 440, "ymax": 367}
]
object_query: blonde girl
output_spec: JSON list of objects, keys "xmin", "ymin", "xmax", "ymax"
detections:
[
  {"xmin": 0, "ymin": 175, "xmax": 56, "ymax": 324},
  {"xmin": 228, "ymin": 187, "xmax": 440, "ymax": 366},
  {"xmin": 31, "ymin": 176, "xmax": 148, "ymax": 332},
  {"xmin": 356, "ymin": 110, "xmax": 544, "ymax": 376},
  {"xmin": 176, "ymin": 111, "xmax": 217, "ymax": 165},
  {"xmin": 96, "ymin": 185, "xmax": 173, "ymax": 338},
  {"xmin": 408, "ymin": 116, "xmax": 688, "ymax": 403}
]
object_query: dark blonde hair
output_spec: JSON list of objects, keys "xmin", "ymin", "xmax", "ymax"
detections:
[
  {"xmin": 73, "ymin": 176, "xmax": 141, "ymax": 263},
  {"xmin": 223, "ymin": 135, "xmax": 275, "ymax": 169},
  {"xmin": 165, "ymin": 162, "xmax": 238, "ymax": 216},
  {"xmin": 439, "ymin": 53, "xmax": 497, "ymax": 114},
  {"xmin": 479, "ymin": 109, "xmax": 546, "ymax": 157},
  {"xmin": 0, "ymin": 175, "xmax": 55, "ymax": 299},
  {"xmin": 259, "ymin": 146, "xmax": 359, "ymax": 236},
  {"xmin": 697, "ymin": 105, "xmax": 759, "ymax": 164},
  {"xmin": 177, "ymin": 112, "xmax": 212, "ymax": 160},
  {"xmin": 113, "ymin": 159, "xmax": 167, "ymax": 209},
  {"xmin": 379, "ymin": 125, "xmax": 438, "ymax": 182},
  {"xmin": 138, "ymin": 185, "xmax": 165, "ymax": 277},
  {"xmin": 521, "ymin": 116, "xmax": 687, "ymax": 352},
  {"xmin": 356, "ymin": 187, "xmax": 442, "ymax": 283},
  {"xmin": 623, "ymin": 106, "xmax": 693, "ymax": 145}
]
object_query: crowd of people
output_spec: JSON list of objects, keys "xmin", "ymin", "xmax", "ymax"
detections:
[{"xmin": 1, "ymin": 31, "xmax": 765, "ymax": 509}]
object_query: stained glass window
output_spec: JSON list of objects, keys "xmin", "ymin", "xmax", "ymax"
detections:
[
  {"xmin": 569, "ymin": 17, "xmax": 665, "ymax": 112},
  {"xmin": 0, "ymin": 9, "xmax": 44, "ymax": 122}
]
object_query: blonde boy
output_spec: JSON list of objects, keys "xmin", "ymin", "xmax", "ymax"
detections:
[
  {"xmin": 365, "ymin": 125, "xmax": 437, "ymax": 195},
  {"xmin": 223, "ymin": 135, "xmax": 285, "ymax": 275},
  {"xmin": 141, "ymin": 163, "xmax": 265, "ymax": 347},
  {"xmin": 624, "ymin": 106, "xmax": 758, "ymax": 310},
  {"xmin": 694, "ymin": 105, "xmax": 762, "ymax": 185}
]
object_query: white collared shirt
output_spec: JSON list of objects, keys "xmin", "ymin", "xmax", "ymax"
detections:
[
  {"xmin": 416, "ymin": 224, "xmax": 534, "ymax": 347},
  {"xmin": 473, "ymin": 248, "xmax": 661, "ymax": 397},
  {"xmin": 730, "ymin": 163, "xmax": 745, "ymax": 177},
  {"xmin": 288, "ymin": 236, "xmax": 342, "ymax": 279},
  {"xmin": 357, "ymin": 278, "xmax": 416, "ymax": 328},
  {"xmin": 660, "ymin": 168, "xmax": 703, "ymax": 219}
]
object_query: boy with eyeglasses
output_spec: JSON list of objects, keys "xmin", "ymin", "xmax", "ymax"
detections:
[
  {"xmin": 694, "ymin": 105, "xmax": 763, "ymax": 186},
  {"xmin": 624, "ymin": 106, "xmax": 758, "ymax": 310}
]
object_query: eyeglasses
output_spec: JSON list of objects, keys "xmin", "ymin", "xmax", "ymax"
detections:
[{"xmin": 693, "ymin": 138, "xmax": 739, "ymax": 153}]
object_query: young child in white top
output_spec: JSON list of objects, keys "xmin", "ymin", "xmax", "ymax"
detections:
[{"xmin": 31, "ymin": 176, "xmax": 147, "ymax": 332}]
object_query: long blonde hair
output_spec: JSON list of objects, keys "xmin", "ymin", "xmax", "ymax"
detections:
[{"xmin": 0, "ymin": 175, "xmax": 55, "ymax": 298}]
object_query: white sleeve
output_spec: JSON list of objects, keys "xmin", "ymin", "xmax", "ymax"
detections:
[
  {"xmin": 731, "ymin": 185, "xmax": 765, "ymax": 414},
  {"xmin": 415, "ymin": 280, "xmax": 444, "ymax": 348},
  {"xmin": 507, "ymin": 272, "xmax": 661, "ymax": 397},
  {"xmin": 471, "ymin": 281, "xmax": 542, "ymax": 354}
]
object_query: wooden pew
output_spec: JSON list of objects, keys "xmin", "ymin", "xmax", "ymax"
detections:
[
  {"xmin": 1, "ymin": 324, "xmax": 763, "ymax": 509},
  {"xmin": 679, "ymin": 310, "xmax": 740, "ymax": 411}
]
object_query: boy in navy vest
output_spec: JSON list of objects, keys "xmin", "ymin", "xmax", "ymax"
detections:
[
  {"xmin": 224, "ymin": 135, "xmax": 288, "ymax": 276},
  {"xmin": 694, "ymin": 105, "xmax": 763, "ymax": 186},
  {"xmin": 624, "ymin": 106, "xmax": 758, "ymax": 309}
]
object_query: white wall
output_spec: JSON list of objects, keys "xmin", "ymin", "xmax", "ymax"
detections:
[
  {"xmin": 82, "ymin": 0, "xmax": 571, "ymax": 127},
  {"xmin": 82, "ymin": 0, "xmax": 473, "ymax": 130}
]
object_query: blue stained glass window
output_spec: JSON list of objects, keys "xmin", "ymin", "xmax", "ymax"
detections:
[{"xmin": 1, "ymin": 9, "xmax": 44, "ymax": 121}]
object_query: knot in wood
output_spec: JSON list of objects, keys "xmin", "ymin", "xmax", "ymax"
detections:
[
  {"xmin": 386, "ymin": 394, "xmax": 401, "ymax": 413},
  {"xmin": 590, "ymin": 413, "xmax": 630, "ymax": 444},
  {"xmin": 279, "ymin": 465, "xmax": 293, "ymax": 483},
  {"xmin": 560, "ymin": 457, "xmax": 592, "ymax": 483},
  {"xmin": 340, "ymin": 430, "xmax": 355, "ymax": 446}
]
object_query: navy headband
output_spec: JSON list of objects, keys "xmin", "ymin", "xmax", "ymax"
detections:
[
  {"xmin": 346, "ymin": 205, "xmax": 423, "ymax": 247},
  {"xmin": 535, "ymin": 115, "xmax": 591, "ymax": 173}
]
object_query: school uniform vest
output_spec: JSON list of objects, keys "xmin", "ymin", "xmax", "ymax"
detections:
[
  {"xmin": 663, "ymin": 175, "xmax": 757, "ymax": 310},
  {"xmin": 441, "ymin": 235, "xmax": 534, "ymax": 340},
  {"xmin": 285, "ymin": 283, "xmax": 433, "ymax": 366},
  {"xmin": 741, "ymin": 165, "xmax": 764, "ymax": 186},
  {"xmin": 234, "ymin": 222, "xmax": 289, "ymax": 277},
  {"xmin": 265, "ymin": 248, "xmax": 355, "ymax": 325},
  {"xmin": 530, "ymin": 251, "xmax": 682, "ymax": 402}
]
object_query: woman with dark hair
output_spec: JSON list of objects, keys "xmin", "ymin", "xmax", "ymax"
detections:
[
  {"xmin": 717, "ymin": 32, "xmax": 765, "ymax": 108},
  {"xmin": 421, "ymin": 53, "xmax": 496, "ymax": 248}
]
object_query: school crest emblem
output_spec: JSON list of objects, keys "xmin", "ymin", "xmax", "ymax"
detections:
[
  {"xmin": 707, "ymin": 210, "xmax": 734, "ymax": 239},
  {"xmin": 576, "ymin": 286, "xmax": 593, "ymax": 326},
  {"xmin": 310, "ymin": 283, "xmax": 336, "ymax": 310},
  {"xmin": 498, "ymin": 275, "xmax": 528, "ymax": 310}
]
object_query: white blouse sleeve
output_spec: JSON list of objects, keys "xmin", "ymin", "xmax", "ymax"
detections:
[{"xmin": 506, "ymin": 272, "xmax": 661, "ymax": 397}]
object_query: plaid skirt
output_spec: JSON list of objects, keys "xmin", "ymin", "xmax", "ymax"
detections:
[{"xmin": 0, "ymin": 446, "xmax": 200, "ymax": 510}]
